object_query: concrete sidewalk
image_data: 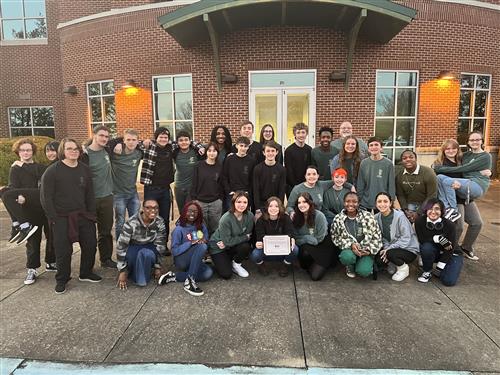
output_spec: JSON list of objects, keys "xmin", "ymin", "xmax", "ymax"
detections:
[{"xmin": 1, "ymin": 184, "xmax": 499, "ymax": 374}]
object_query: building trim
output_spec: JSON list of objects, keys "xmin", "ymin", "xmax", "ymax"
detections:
[
  {"xmin": 434, "ymin": 0, "xmax": 500, "ymax": 11},
  {"xmin": 57, "ymin": 0, "xmax": 200, "ymax": 29}
]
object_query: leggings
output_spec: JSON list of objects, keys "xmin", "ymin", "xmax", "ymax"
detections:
[
  {"xmin": 375, "ymin": 248, "xmax": 417, "ymax": 267},
  {"xmin": 210, "ymin": 242, "xmax": 252, "ymax": 279}
]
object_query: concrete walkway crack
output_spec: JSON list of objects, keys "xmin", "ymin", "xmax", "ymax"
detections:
[{"xmin": 292, "ymin": 268, "xmax": 308, "ymax": 369}]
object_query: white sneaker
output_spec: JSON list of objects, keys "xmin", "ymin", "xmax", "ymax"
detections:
[
  {"xmin": 346, "ymin": 265, "xmax": 356, "ymax": 278},
  {"xmin": 24, "ymin": 268, "xmax": 37, "ymax": 285},
  {"xmin": 232, "ymin": 261, "xmax": 249, "ymax": 278},
  {"xmin": 392, "ymin": 263, "xmax": 409, "ymax": 282},
  {"xmin": 418, "ymin": 271, "xmax": 432, "ymax": 283},
  {"xmin": 386, "ymin": 262, "xmax": 397, "ymax": 275}
]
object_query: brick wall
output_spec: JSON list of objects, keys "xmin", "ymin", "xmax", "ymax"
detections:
[{"xmin": 2, "ymin": 0, "xmax": 499, "ymax": 152}]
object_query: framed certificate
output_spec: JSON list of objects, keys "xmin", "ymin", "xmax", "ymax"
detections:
[{"xmin": 263, "ymin": 235, "xmax": 291, "ymax": 256}]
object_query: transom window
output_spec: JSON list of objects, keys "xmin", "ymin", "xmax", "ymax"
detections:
[
  {"xmin": 86, "ymin": 80, "xmax": 116, "ymax": 135},
  {"xmin": 374, "ymin": 70, "xmax": 419, "ymax": 162},
  {"xmin": 152, "ymin": 74, "xmax": 193, "ymax": 138},
  {"xmin": 8, "ymin": 106, "xmax": 54, "ymax": 137},
  {"xmin": 0, "ymin": 0, "xmax": 47, "ymax": 40},
  {"xmin": 458, "ymin": 73, "xmax": 491, "ymax": 146}
]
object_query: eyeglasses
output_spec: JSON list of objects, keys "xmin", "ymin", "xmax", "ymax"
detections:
[
  {"xmin": 144, "ymin": 206, "xmax": 159, "ymax": 211},
  {"xmin": 263, "ymin": 130, "xmax": 273, "ymax": 133},
  {"xmin": 65, "ymin": 147, "xmax": 79, "ymax": 151},
  {"xmin": 19, "ymin": 148, "xmax": 33, "ymax": 152},
  {"xmin": 469, "ymin": 139, "xmax": 482, "ymax": 142}
]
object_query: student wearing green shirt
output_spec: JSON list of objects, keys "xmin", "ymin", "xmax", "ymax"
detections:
[
  {"xmin": 111, "ymin": 129, "xmax": 142, "ymax": 239},
  {"xmin": 433, "ymin": 131, "xmax": 492, "ymax": 222},
  {"xmin": 322, "ymin": 168, "xmax": 351, "ymax": 225},
  {"xmin": 286, "ymin": 166, "xmax": 331, "ymax": 215},
  {"xmin": 209, "ymin": 191, "xmax": 254, "ymax": 279},
  {"xmin": 357, "ymin": 137, "xmax": 395, "ymax": 211},
  {"xmin": 311, "ymin": 127, "xmax": 337, "ymax": 180},
  {"xmin": 173, "ymin": 131, "xmax": 202, "ymax": 213}
]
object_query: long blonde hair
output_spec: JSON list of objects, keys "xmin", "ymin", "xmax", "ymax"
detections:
[{"xmin": 434, "ymin": 139, "xmax": 462, "ymax": 166}]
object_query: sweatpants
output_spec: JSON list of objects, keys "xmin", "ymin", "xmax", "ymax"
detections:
[
  {"xmin": 339, "ymin": 249, "xmax": 374, "ymax": 278},
  {"xmin": 53, "ymin": 216, "xmax": 97, "ymax": 284}
]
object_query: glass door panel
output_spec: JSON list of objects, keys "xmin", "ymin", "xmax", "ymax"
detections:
[
  {"xmin": 254, "ymin": 93, "xmax": 280, "ymax": 142},
  {"xmin": 284, "ymin": 92, "xmax": 309, "ymax": 147}
]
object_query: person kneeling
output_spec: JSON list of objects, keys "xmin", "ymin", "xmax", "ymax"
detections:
[
  {"xmin": 332, "ymin": 192, "xmax": 382, "ymax": 278},
  {"xmin": 116, "ymin": 199, "xmax": 165, "ymax": 290},
  {"xmin": 251, "ymin": 197, "xmax": 298, "ymax": 277},
  {"xmin": 159, "ymin": 201, "xmax": 213, "ymax": 296}
]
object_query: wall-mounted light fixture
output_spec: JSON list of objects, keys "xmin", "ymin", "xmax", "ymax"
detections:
[
  {"xmin": 329, "ymin": 71, "xmax": 346, "ymax": 81},
  {"xmin": 122, "ymin": 79, "xmax": 137, "ymax": 88},
  {"xmin": 63, "ymin": 86, "xmax": 77, "ymax": 94},
  {"xmin": 222, "ymin": 74, "xmax": 238, "ymax": 83},
  {"xmin": 437, "ymin": 70, "xmax": 456, "ymax": 80}
]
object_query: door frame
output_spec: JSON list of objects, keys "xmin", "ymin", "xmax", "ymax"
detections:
[{"xmin": 248, "ymin": 69, "xmax": 316, "ymax": 147}]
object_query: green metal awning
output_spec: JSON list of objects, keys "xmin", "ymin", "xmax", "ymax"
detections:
[{"xmin": 158, "ymin": 0, "xmax": 417, "ymax": 90}]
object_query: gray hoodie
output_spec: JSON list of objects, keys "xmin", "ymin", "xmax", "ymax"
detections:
[{"xmin": 374, "ymin": 209, "xmax": 419, "ymax": 254}]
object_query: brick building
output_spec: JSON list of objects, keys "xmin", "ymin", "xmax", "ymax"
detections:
[{"xmin": 0, "ymin": 0, "xmax": 498, "ymax": 167}]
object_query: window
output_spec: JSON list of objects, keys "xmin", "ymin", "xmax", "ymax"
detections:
[
  {"xmin": 8, "ymin": 106, "xmax": 54, "ymax": 137},
  {"xmin": 0, "ymin": 0, "xmax": 47, "ymax": 40},
  {"xmin": 458, "ymin": 73, "xmax": 491, "ymax": 146},
  {"xmin": 374, "ymin": 70, "xmax": 419, "ymax": 162},
  {"xmin": 87, "ymin": 80, "xmax": 116, "ymax": 134},
  {"xmin": 152, "ymin": 74, "xmax": 193, "ymax": 138}
]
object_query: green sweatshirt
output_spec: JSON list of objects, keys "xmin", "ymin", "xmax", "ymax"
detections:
[
  {"xmin": 292, "ymin": 210, "xmax": 328, "ymax": 246},
  {"xmin": 395, "ymin": 165, "xmax": 437, "ymax": 210},
  {"xmin": 433, "ymin": 151, "xmax": 492, "ymax": 193},
  {"xmin": 357, "ymin": 157, "xmax": 395, "ymax": 209},
  {"xmin": 311, "ymin": 145, "xmax": 337, "ymax": 180},
  {"xmin": 209, "ymin": 211, "xmax": 254, "ymax": 255},
  {"xmin": 286, "ymin": 181, "xmax": 332, "ymax": 213}
]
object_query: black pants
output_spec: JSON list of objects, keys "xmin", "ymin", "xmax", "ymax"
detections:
[
  {"xmin": 298, "ymin": 237, "xmax": 339, "ymax": 281},
  {"xmin": 26, "ymin": 219, "xmax": 55, "ymax": 268},
  {"xmin": 96, "ymin": 195, "xmax": 114, "ymax": 262},
  {"xmin": 375, "ymin": 248, "xmax": 417, "ymax": 267},
  {"xmin": 53, "ymin": 216, "xmax": 97, "ymax": 284},
  {"xmin": 211, "ymin": 242, "xmax": 252, "ymax": 279}
]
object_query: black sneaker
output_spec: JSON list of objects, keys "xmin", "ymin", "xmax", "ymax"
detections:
[
  {"xmin": 15, "ymin": 225, "xmax": 39, "ymax": 245},
  {"xmin": 158, "ymin": 271, "xmax": 176, "ymax": 285},
  {"xmin": 462, "ymin": 247, "xmax": 479, "ymax": 261},
  {"xmin": 183, "ymin": 276, "xmax": 204, "ymax": 296},
  {"xmin": 447, "ymin": 209, "xmax": 462, "ymax": 223},
  {"xmin": 46, "ymin": 263, "xmax": 57, "ymax": 272},
  {"xmin": 101, "ymin": 259, "xmax": 117, "ymax": 269},
  {"xmin": 79, "ymin": 273, "xmax": 103, "ymax": 283},
  {"xmin": 8, "ymin": 226, "xmax": 21, "ymax": 243},
  {"xmin": 55, "ymin": 283, "xmax": 66, "ymax": 294}
]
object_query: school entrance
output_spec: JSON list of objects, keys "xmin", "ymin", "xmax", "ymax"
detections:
[{"xmin": 249, "ymin": 70, "xmax": 316, "ymax": 148}]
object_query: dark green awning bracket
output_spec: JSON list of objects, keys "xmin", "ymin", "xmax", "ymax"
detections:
[
  {"xmin": 345, "ymin": 8, "xmax": 367, "ymax": 90},
  {"xmin": 203, "ymin": 13, "xmax": 222, "ymax": 93}
]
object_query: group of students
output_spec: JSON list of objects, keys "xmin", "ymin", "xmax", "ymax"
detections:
[{"xmin": 0, "ymin": 120, "xmax": 492, "ymax": 296}]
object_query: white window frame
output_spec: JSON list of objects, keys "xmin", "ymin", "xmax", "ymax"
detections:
[
  {"xmin": 152, "ymin": 73, "xmax": 194, "ymax": 139},
  {"xmin": 7, "ymin": 105, "xmax": 54, "ymax": 137},
  {"xmin": 458, "ymin": 72, "xmax": 491, "ymax": 146},
  {"xmin": 86, "ymin": 80, "xmax": 116, "ymax": 133},
  {"xmin": 0, "ymin": 0, "xmax": 48, "ymax": 42},
  {"xmin": 373, "ymin": 69, "xmax": 419, "ymax": 163}
]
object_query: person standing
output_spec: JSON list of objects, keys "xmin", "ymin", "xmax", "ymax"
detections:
[
  {"xmin": 357, "ymin": 137, "xmax": 395, "ymax": 211},
  {"xmin": 209, "ymin": 125, "xmax": 232, "ymax": 164},
  {"xmin": 395, "ymin": 150, "xmax": 437, "ymax": 223},
  {"xmin": 259, "ymin": 124, "xmax": 283, "ymax": 164},
  {"xmin": 329, "ymin": 135, "xmax": 365, "ymax": 187},
  {"xmin": 111, "ymin": 129, "xmax": 142, "ymax": 239},
  {"xmin": 80, "ymin": 125, "xmax": 116, "ymax": 268},
  {"xmin": 252, "ymin": 141, "xmax": 286, "ymax": 215},
  {"xmin": 331, "ymin": 121, "xmax": 368, "ymax": 158},
  {"xmin": 232, "ymin": 121, "xmax": 263, "ymax": 164},
  {"xmin": 116, "ymin": 199, "xmax": 166, "ymax": 289},
  {"xmin": 311, "ymin": 127, "xmax": 336, "ymax": 180},
  {"xmin": 284, "ymin": 122, "xmax": 312, "ymax": 198},
  {"xmin": 41, "ymin": 138, "xmax": 102, "ymax": 294}
]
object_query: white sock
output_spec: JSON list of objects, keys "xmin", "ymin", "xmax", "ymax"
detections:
[
  {"xmin": 20, "ymin": 222, "xmax": 30, "ymax": 230},
  {"xmin": 12, "ymin": 221, "xmax": 19, "ymax": 227},
  {"xmin": 436, "ymin": 261, "xmax": 447, "ymax": 270}
]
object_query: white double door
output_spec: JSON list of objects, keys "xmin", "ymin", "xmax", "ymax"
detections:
[{"xmin": 249, "ymin": 88, "xmax": 316, "ymax": 148}]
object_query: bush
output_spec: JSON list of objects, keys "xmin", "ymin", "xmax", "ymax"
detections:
[{"xmin": 0, "ymin": 136, "xmax": 54, "ymax": 186}]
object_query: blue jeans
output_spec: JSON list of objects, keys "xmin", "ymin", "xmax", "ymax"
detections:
[
  {"xmin": 144, "ymin": 185, "xmax": 171, "ymax": 240},
  {"xmin": 114, "ymin": 192, "xmax": 141, "ymax": 239},
  {"xmin": 250, "ymin": 245, "xmax": 299, "ymax": 264},
  {"xmin": 174, "ymin": 243, "xmax": 213, "ymax": 282},
  {"xmin": 419, "ymin": 242, "xmax": 452, "ymax": 272},
  {"xmin": 436, "ymin": 175, "xmax": 484, "ymax": 210},
  {"xmin": 126, "ymin": 244, "xmax": 158, "ymax": 286}
]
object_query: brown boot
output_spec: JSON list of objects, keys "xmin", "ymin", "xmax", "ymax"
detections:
[{"xmin": 257, "ymin": 262, "xmax": 269, "ymax": 276}]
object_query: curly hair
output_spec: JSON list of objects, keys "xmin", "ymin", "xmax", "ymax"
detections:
[
  {"xmin": 12, "ymin": 138, "xmax": 36, "ymax": 156},
  {"xmin": 179, "ymin": 201, "xmax": 204, "ymax": 230},
  {"xmin": 210, "ymin": 125, "xmax": 232, "ymax": 155}
]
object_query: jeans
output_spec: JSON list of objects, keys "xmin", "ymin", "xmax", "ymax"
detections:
[
  {"xmin": 95, "ymin": 195, "xmax": 114, "ymax": 262},
  {"xmin": 126, "ymin": 243, "xmax": 158, "ymax": 286},
  {"xmin": 174, "ymin": 243, "xmax": 213, "ymax": 282},
  {"xmin": 250, "ymin": 245, "xmax": 299, "ymax": 264},
  {"xmin": 114, "ymin": 192, "xmax": 141, "ymax": 239},
  {"xmin": 144, "ymin": 185, "xmax": 171, "ymax": 241},
  {"xmin": 456, "ymin": 202, "xmax": 483, "ymax": 252},
  {"xmin": 419, "ymin": 242, "xmax": 452, "ymax": 272},
  {"xmin": 436, "ymin": 175, "xmax": 484, "ymax": 210},
  {"xmin": 198, "ymin": 199, "xmax": 222, "ymax": 237}
]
